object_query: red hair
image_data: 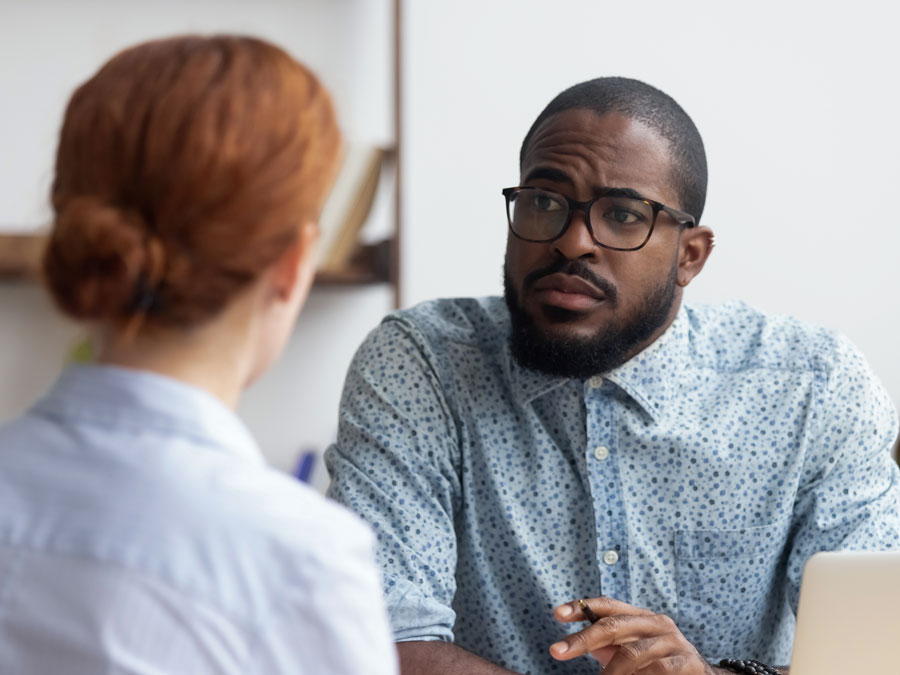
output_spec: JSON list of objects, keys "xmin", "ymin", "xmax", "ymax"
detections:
[{"xmin": 44, "ymin": 35, "xmax": 341, "ymax": 328}]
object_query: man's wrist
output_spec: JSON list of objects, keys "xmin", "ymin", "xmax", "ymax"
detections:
[{"xmin": 715, "ymin": 658, "xmax": 783, "ymax": 675}]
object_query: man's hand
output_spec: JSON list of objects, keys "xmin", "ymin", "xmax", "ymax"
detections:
[{"xmin": 550, "ymin": 596, "xmax": 723, "ymax": 674}]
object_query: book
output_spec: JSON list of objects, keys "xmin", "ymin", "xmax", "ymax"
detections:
[{"xmin": 316, "ymin": 144, "xmax": 386, "ymax": 274}]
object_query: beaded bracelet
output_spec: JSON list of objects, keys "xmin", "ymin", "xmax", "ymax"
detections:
[{"xmin": 717, "ymin": 658, "xmax": 780, "ymax": 674}]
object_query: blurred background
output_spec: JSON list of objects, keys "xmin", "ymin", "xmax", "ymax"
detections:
[{"xmin": 1, "ymin": 0, "xmax": 898, "ymax": 489}]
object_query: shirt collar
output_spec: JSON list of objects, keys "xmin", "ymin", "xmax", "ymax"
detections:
[
  {"xmin": 603, "ymin": 305, "xmax": 690, "ymax": 421},
  {"xmin": 507, "ymin": 305, "xmax": 690, "ymax": 421},
  {"xmin": 508, "ymin": 355, "xmax": 571, "ymax": 405},
  {"xmin": 34, "ymin": 364, "xmax": 263, "ymax": 464},
  {"xmin": 501, "ymin": 310, "xmax": 571, "ymax": 405}
]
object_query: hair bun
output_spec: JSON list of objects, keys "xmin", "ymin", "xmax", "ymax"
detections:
[{"xmin": 44, "ymin": 196, "xmax": 154, "ymax": 322}]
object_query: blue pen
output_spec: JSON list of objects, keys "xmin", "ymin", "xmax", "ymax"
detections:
[{"xmin": 294, "ymin": 450, "xmax": 316, "ymax": 484}]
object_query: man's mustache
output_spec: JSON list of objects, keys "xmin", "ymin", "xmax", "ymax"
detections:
[{"xmin": 522, "ymin": 260, "xmax": 618, "ymax": 304}]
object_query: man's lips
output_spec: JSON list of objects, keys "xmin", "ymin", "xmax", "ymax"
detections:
[{"xmin": 531, "ymin": 273, "xmax": 608, "ymax": 311}]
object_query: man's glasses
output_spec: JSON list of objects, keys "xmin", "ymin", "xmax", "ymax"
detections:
[{"xmin": 502, "ymin": 186, "xmax": 696, "ymax": 252}]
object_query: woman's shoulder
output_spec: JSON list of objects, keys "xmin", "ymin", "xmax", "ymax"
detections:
[
  {"xmin": 117, "ymin": 457, "xmax": 377, "ymax": 623},
  {"xmin": 205, "ymin": 463, "xmax": 374, "ymax": 554}
]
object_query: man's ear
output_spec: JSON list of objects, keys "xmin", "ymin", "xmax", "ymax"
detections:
[
  {"xmin": 676, "ymin": 226, "xmax": 714, "ymax": 287},
  {"xmin": 269, "ymin": 222, "xmax": 318, "ymax": 301}
]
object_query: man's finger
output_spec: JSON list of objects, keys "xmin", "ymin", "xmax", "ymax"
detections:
[
  {"xmin": 600, "ymin": 636, "xmax": 682, "ymax": 675},
  {"xmin": 549, "ymin": 613, "xmax": 670, "ymax": 661},
  {"xmin": 554, "ymin": 596, "xmax": 654, "ymax": 623}
]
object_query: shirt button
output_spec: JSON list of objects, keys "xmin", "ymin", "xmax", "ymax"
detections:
[
  {"xmin": 593, "ymin": 445, "xmax": 609, "ymax": 461},
  {"xmin": 588, "ymin": 375, "xmax": 604, "ymax": 389},
  {"xmin": 603, "ymin": 550, "xmax": 619, "ymax": 565}
]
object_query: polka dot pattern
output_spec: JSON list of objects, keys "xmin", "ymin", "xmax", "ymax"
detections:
[{"xmin": 326, "ymin": 297, "xmax": 900, "ymax": 673}]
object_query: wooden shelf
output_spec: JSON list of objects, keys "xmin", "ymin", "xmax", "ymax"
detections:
[
  {"xmin": 314, "ymin": 269, "xmax": 385, "ymax": 285},
  {"xmin": 316, "ymin": 238, "xmax": 392, "ymax": 286},
  {"xmin": 0, "ymin": 233, "xmax": 393, "ymax": 287},
  {"xmin": 0, "ymin": 233, "xmax": 44, "ymax": 281}
]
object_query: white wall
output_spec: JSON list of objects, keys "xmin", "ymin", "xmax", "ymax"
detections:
[
  {"xmin": 0, "ymin": 0, "xmax": 395, "ymax": 485},
  {"xmin": 401, "ymin": 0, "xmax": 900, "ymax": 413}
]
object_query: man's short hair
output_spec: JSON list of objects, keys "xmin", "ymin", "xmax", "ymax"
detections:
[{"xmin": 520, "ymin": 77, "xmax": 708, "ymax": 223}]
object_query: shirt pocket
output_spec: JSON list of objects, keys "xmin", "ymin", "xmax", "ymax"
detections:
[{"xmin": 673, "ymin": 518, "xmax": 789, "ymax": 660}]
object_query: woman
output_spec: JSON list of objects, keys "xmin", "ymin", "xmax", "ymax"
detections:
[{"xmin": 0, "ymin": 36, "xmax": 397, "ymax": 674}]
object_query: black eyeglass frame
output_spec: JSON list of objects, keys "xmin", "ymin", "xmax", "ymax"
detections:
[{"xmin": 502, "ymin": 186, "xmax": 697, "ymax": 252}]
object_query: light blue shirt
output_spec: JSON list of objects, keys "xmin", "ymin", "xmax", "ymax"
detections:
[
  {"xmin": 0, "ymin": 365, "xmax": 398, "ymax": 675},
  {"xmin": 326, "ymin": 297, "xmax": 900, "ymax": 673}
]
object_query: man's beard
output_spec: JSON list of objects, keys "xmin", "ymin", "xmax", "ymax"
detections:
[{"xmin": 503, "ymin": 257, "xmax": 678, "ymax": 379}]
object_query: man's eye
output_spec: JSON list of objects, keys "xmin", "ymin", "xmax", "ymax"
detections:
[
  {"xmin": 605, "ymin": 206, "xmax": 644, "ymax": 225},
  {"xmin": 531, "ymin": 194, "xmax": 563, "ymax": 212}
]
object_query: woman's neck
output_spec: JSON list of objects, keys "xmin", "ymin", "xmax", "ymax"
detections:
[{"xmin": 96, "ymin": 309, "xmax": 256, "ymax": 410}]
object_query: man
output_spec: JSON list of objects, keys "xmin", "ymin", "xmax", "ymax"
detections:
[{"xmin": 326, "ymin": 78, "xmax": 900, "ymax": 674}]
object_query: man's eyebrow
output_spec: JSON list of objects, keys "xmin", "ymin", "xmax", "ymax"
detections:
[
  {"xmin": 520, "ymin": 171, "xmax": 651, "ymax": 202},
  {"xmin": 602, "ymin": 186, "xmax": 647, "ymax": 200},
  {"xmin": 522, "ymin": 167, "xmax": 573, "ymax": 186}
]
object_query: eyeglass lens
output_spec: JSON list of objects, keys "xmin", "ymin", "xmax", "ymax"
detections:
[{"xmin": 507, "ymin": 188, "xmax": 654, "ymax": 249}]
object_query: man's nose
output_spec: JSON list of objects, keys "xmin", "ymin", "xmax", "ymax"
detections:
[{"xmin": 553, "ymin": 208, "xmax": 599, "ymax": 260}]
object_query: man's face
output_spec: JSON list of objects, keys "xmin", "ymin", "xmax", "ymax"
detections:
[{"xmin": 504, "ymin": 109, "xmax": 688, "ymax": 377}]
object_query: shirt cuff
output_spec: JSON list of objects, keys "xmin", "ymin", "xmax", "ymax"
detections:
[{"xmin": 385, "ymin": 576, "xmax": 456, "ymax": 643}]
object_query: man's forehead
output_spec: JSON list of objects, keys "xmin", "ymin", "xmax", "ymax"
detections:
[
  {"xmin": 520, "ymin": 109, "xmax": 677, "ymax": 201},
  {"xmin": 526, "ymin": 108, "xmax": 634, "ymax": 143},
  {"xmin": 523, "ymin": 109, "xmax": 671, "ymax": 166}
]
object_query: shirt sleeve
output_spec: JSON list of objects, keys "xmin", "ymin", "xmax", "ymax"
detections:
[
  {"xmin": 325, "ymin": 317, "xmax": 462, "ymax": 643},
  {"xmin": 786, "ymin": 333, "xmax": 900, "ymax": 612}
]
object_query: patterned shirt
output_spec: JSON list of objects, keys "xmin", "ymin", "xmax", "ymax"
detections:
[
  {"xmin": 326, "ymin": 297, "xmax": 900, "ymax": 674},
  {"xmin": 0, "ymin": 365, "xmax": 398, "ymax": 675}
]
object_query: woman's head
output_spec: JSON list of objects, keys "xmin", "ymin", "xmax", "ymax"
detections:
[{"xmin": 44, "ymin": 35, "xmax": 341, "ymax": 355}]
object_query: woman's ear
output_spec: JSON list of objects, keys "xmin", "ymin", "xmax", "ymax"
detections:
[
  {"xmin": 676, "ymin": 226, "xmax": 715, "ymax": 287},
  {"xmin": 269, "ymin": 222, "xmax": 319, "ymax": 302}
]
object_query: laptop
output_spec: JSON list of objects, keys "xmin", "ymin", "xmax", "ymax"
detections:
[{"xmin": 790, "ymin": 550, "xmax": 900, "ymax": 674}]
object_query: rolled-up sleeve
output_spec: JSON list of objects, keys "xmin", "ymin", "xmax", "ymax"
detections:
[
  {"xmin": 325, "ymin": 318, "xmax": 462, "ymax": 643},
  {"xmin": 786, "ymin": 334, "xmax": 900, "ymax": 612}
]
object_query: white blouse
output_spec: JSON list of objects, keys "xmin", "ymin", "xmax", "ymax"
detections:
[{"xmin": 0, "ymin": 365, "xmax": 398, "ymax": 675}]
